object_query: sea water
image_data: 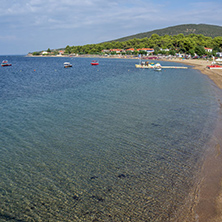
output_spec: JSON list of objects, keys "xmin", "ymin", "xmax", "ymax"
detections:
[{"xmin": 0, "ymin": 56, "xmax": 219, "ymax": 221}]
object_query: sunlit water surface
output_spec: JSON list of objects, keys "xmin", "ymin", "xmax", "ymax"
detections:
[{"xmin": 0, "ymin": 56, "xmax": 219, "ymax": 221}]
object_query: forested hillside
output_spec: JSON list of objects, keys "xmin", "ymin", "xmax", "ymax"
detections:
[
  {"xmin": 113, "ymin": 24, "xmax": 222, "ymax": 42},
  {"xmin": 62, "ymin": 33, "xmax": 222, "ymax": 56},
  {"xmin": 32, "ymin": 24, "xmax": 222, "ymax": 56}
]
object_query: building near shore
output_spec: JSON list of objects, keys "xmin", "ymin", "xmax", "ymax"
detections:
[
  {"xmin": 216, "ymin": 52, "xmax": 222, "ymax": 57},
  {"xmin": 137, "ymin": 48, "xmax": 154, "ymax": 54},
  {"xmin": 204, "ymin": 47, "xmax": 213, "ymax": 53}
]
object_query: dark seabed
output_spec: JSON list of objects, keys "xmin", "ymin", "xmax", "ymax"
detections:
[{"xmin": 0, "ymin": 56, "xmax": 220, "ymax": 221}]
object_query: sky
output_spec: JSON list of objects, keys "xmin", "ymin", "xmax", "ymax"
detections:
[{"xmin": 0, "ymin": 0, "xmax": 222, "ymax": 55}]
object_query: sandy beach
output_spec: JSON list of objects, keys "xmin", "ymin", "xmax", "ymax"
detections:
[{"xmin": 170, "ymin": 58, "xmax": 222, "ymax": 222}]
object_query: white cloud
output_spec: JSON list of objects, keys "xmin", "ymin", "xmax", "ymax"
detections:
[
  {"xmin": 0, "ymin": 0, "xmax": 160, "ymax": 29},
  {"xmin": 0, "ymin": 0, "xmax": 222, "ymax": 54}
]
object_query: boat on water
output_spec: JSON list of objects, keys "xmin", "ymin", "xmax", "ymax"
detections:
[
  {"xmin": 135, "ymin": 62, "xmax": 187, "ymax": 69},
  {"xmin": 153, "ymin": 63, "xmax": 162, "ymax": 71},
  {"xmin": 91, "ymin": 60, "xmax": 99, "ymax": 65},
  {"xmin": 207, "ymin": 64, "xmax": 222, "ymax": 70},
  {"xmin": 135, "ymin": 61, "xmax": 155, "ymax": 68},
  {"xmin": 1, "ymin": 60, "xmax": 12, "ymax": 67},
  {"xmin": 135, "ymin": 61, "xmax": 161, "ymax": 69},
  {"xmin": 64, "ymin": 62, "xmax": 72, "ymax": 68}
]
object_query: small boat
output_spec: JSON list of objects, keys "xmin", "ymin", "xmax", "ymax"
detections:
[
  {"xmin": 64, "ymin": 62, "xmax": 72, "ymax": 68},
  {"xmin": 149, "ymin": 63, "xmax": 155, "ymax": 68},
  {"xmin": 153, "ymin": 63, "xmax": 162, "ymax": 71},
  {"xmin": 135, "ymin": 61, "xmax": 154, "ymax": 68},
  {"xmin": 1, "ymin": 60, "xmax": 12, "ymax": 67},
  {"xmin": 216, "ymin": 58, "xmax": 222, "ymax": 64},
  {"xmin": 207, "ymin": 64, "xmax": 222, "ymax": 69},
  {"xmin": 91, "ymin": 60, "xmax": 99, "ymax": 65}
]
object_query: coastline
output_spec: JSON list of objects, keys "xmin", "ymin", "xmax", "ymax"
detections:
[
  {"xmin": 169, "ymin": 58, "xmax": 222, "ymax": 221},
  {"xmin": 168, "ymin": 58, "xmax": 222, "ymax": 90},
  {"xmin": 27, "ymin": 54, "xmax": 222, "ymax": 220}
]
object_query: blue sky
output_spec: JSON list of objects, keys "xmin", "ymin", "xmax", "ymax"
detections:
[{"xmin": 0, "ymin": 0, "xmax": 222, "ymax": 55}]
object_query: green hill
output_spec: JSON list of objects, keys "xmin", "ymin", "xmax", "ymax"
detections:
[{"xmin": 113, "ymin": 24, "xmax": 222, "ymax": 42}]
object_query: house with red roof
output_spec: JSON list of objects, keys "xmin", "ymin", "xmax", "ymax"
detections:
[
  {"xmin": 109, "ymin": 49, "xmax": 124, "ymax": 53},
  {"xmin": 137, "ymin": 48, "xmax": 154, "ymax": 54},
  {"xmin": 102, "ymin": 49, "xmax": 110, "ymax": 53},
  {"xmin": 126, "ymin": 48, "xmax": 135, "ymax": 52},
  {"xmin": 204, "ymin": 47, "xmax": 213, "ymax": 53}
]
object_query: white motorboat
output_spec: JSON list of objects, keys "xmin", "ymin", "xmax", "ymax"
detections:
[
  {"xmin": 64, "ymin": 62, "xmax": 72, "ymax": 68},
  {"xmin": 153, "ymin": 63, "xmax": 162, "ymax": 71}
]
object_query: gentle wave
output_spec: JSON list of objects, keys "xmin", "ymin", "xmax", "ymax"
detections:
[{"xmin": 0, "ymin": 56, "xmax": 219, "ymax": 221}]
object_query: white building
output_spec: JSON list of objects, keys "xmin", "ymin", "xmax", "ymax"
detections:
[
  {"xmin": 204, "ymin": 47, "xmax": 213, "ymax": 53},
  {"xmin": 216, "ymin": 52, "xmax": 222, "ymax": 57}
]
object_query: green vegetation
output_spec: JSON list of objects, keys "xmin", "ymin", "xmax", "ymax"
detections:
[
  {"xmin": 62, "ymin": 33, "xmax": 222, "ymax": 56},
  {"xmin": 114, "ymin": 24, "xmax": 222, "ymax": 41},
  {"xmin": 31, "ymin": 24, "xmax": 222, "ymax": 57},
  {"xmin": 32, "ymin": 51, "xmax": 41, "ymax": 55}
]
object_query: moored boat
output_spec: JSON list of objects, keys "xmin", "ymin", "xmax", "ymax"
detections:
[
  {"xmin": 64, "ymin": 62, "xmax": 72, "ymax": 68},
  {"xmin": 135, "ymin": 62, "xmax": 161, "ymax": 69},
  {"xmin": 135, "ymin": 63, "xmax": 187, "ymax": 69},
  {"xmin": 149, "ymin": 63, "xmax": 155, "ymax": 68},
  {"xmin": 91, "ymin": 60, "xmax": 99, "ymax": 65},
  {"xmin": 1, "ymin": 60, "xmax": 12, "ymax": 67},
  {"xmin": 207, "ymin": 64, "xmax": 222, "ymax": 69},
  {"xmin": 135, "ymin": 61, "xmax": 154, "ymax": 68},
  {"xmin": 153, "ymin": 63, "xmax": 162, "ymax": 71}
]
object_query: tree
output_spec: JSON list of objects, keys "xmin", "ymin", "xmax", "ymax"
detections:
[
  {"xmin": 179, "ymin": 48, "xmax": 186, "ymax": 53},
  {"xmin": 161, "ymin": 50, "xmax": 167, "ymax": 55},
  {"xmin": 213, "ymin": 36, "xmax": 222, "ymax": 48},
  {"xmin": 195, "ymin": 45, "xmax": 206, "ymax": 56},
  {"xmin": 153, "ymin": 46, "xmax": 160, "ymax": 55},
  {"xmin": 183, "ymin": 38, "xmax": 195, "ymax": 52},
  {"xmin": 139, "ymin": 50, "xmax": 147, "ymax": 55},
  {"xmin": 32, "ymin": 51, "xmax": 41, "ymax": 55},
  {"xmin": 188, "ymin": 49, "xmax": 195, "ymax": 57},
  {"xmin": 150, "ymin": 34, "xmax": 160, "ymax": 40},
  {"xmin": 176, "ymin": 33, "xmax": 185, "ymax": 41},
  {"xmin": 53, "ymin": 50, "xmax": 59, "ymax": 55},
  {"xmin": 35, "ymin": 32, "xmax": 222, "ymax": 57},
  {"xmin": 65, "ymin": 45, "xmax": 71, "ymax": 54},
  {"xmin": 169, "ymin": 49, "xmax": 176, "ymax": 56}
]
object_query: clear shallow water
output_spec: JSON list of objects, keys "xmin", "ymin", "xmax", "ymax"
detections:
[{"xmin": 0, "ymin": 56, "xmax": 219, "ymax": 221}]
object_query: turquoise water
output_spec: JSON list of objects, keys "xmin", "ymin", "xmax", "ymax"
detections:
[{"xmin": 0, "ymin": 56, "xmax": 219, "ymax": 221}]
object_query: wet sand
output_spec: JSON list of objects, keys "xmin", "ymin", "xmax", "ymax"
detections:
[{"xmin": 168, "ymin": 58, "xmax": 222, "ymax": 222}]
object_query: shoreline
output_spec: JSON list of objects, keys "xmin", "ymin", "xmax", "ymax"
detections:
[
  {"xmin": 168, "ymin": 58, "xmax": 222, "ymax": 90},
  {"xmin": 27, "ymin": 55, "xmax": 222, "ymax": 220},
  {"xmin": 169, "ymin": 58, "xmax": 222, "ymax": 221}
]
